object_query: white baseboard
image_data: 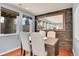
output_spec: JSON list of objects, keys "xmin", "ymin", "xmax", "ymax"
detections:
[{"xmin": 72, "ymin": 49, "xmax": 75, "ymax": 56}]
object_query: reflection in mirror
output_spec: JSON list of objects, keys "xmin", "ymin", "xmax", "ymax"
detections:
[
  {"xmin": 37, "ymin": 14, "xmax": 65, "ymax": 31},
  {"xmin": 0, "ymin": 7, "xmax": 19, "ymax": 34}
]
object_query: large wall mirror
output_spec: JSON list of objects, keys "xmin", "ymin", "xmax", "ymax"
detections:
[{"xmin": 36, "ymin": 13, "xmax": 65, "ymax": 31}]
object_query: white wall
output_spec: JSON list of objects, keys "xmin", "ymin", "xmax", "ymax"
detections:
[
  {"xmin": 0, "ymin": 3, "xmax": 35, "ymax": 54},
  {"xmin": 73, "ymin": 3, "xmax": 79, "ymax": 56}
]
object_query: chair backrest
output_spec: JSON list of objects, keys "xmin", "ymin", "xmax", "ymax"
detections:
[
  {"xmin": 47, "ymin": 31, "xmax": 56, "ymax": 38},
  {"xmin": 31, "ymin": 32, "xmax": 46, "ymax": 56},
  {"xmin": 20, "ymin": 32, "xmax": 30, "ymax": 51},
  {"xmin": 39, "ymin": 30, "xmax": 46, "ymax": 37}
]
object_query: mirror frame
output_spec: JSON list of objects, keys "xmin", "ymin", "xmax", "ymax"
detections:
[{"xmin": 35, "ymin": 12, "xmax": 65, "ymax": 32}]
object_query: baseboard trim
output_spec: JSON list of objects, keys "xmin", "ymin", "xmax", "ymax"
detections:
[
  {"xmin": 0, "ymin": 47, "xmax": 20, "ymax": 56},
  {"xmin": 72, "ymin": 49, "xmax": 75, "ymax": 56}
]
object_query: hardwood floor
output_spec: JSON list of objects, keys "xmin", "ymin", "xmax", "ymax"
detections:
[
  {"xmin": 1, "ymin": 48, "xmax": 73, "ymax": 56},
  {"xmin": 2, "ymin": 49, "xmax": 31, "ymax": 56},
  {"xmin": 58, "ymin": 48, "xmax": 73, "ymax": 56},
  {"xmin": 2, "ymin": 48, "xmax": 21, "ymax": 56}
]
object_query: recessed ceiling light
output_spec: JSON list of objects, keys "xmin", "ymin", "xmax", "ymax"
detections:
[
  {"xmin": 25, "ymin": 8, "xmax": 29, "ymax": 10},
  {"xmin": 18, "ymin": 3, "xmax": 22, "ymax": 6}
]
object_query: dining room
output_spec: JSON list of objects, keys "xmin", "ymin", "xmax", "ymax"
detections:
[{"xmin": 0, "ymin": 3, "xmax": 78, "ymax": 56}]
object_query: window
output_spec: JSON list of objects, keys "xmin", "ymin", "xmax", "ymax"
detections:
[
  {"xmin": 0, "ymin": 7, "xmax": 19, "ymax": 34},
  {"xmin": 0, "ymin": 16, "xmax": 5, "ymax": 23},
  {"xmin": 21, "ymin": 16, "xmax": 32, "ymax": 32}
]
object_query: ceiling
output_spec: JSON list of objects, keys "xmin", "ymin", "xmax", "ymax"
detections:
[{"xmin": 12, "ymin": 3, "xmax": 73, "ymax": 16}]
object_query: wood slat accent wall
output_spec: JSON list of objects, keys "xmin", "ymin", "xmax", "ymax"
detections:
[
  {"xmin": 35, "ymin": 8, "xmax": 73, "ymax": 50},
  {"xmin": 56, "ymin": 8, "xmax": 73, "ymax": 50}
]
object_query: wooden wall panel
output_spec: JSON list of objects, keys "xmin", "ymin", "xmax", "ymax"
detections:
[{"xmin": 35, "ymin": 8, "xmax": 73, "ymax": 50}]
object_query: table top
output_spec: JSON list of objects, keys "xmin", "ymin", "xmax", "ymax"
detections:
[{"xmin": 44, "ymin": 37, "xmax": 59, "ymax": 46}]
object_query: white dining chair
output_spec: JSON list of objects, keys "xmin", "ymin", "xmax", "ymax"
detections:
[
  {"xmin": 31, "ymin": 32, "xmax": 47, "ymax": 56},
  {"xmin": 39, "ymin": 30, "xmax": 46, "ymax": 37},
  {"xmin": 47, "ymin": 31, "xmax": 56, "ymax": 38},
  {"xmin": 20, "ymin": 32, "xmax": 31, "ymax": 56}
]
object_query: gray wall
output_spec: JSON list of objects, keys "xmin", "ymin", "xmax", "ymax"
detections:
[
  {"xmin": 0, "ymin": 6, "xmax": 1, "ymax": 33},
  {"xmin": 73, "ymin": 3, "xmax": 79, "ymax": 56},
  {"xmin": 0, "ymin": 24, "xmax": 1, "ymax": 33},
  {"xmin": 0, "ymin": 34, "xmax": 20, "ymax": 54},
  {"xmin": 0, "ymin": 3, "xmax": 35, "ymax": 54}
]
